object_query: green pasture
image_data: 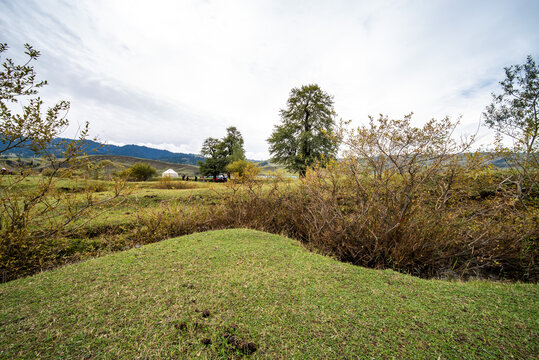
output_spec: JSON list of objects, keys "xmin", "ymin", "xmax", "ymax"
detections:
[{"xmin": 0, "ymin": 229, "xmax": 536, "ymax": 359}]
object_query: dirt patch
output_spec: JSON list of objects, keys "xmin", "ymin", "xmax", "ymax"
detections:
[
  {"xmin": 218, "ymin": 326, "xmax": 258, "ymax": 355},
  {"xmin": 175, "ymin": 322, "xmax": 187, "ymax": 331},
  {"xmin": 226, "ymin": 335, "xmax": 257, "ymax": 355}
]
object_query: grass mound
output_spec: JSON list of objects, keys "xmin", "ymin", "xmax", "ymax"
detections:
[{"xmin": 0, "ymin": 229, "xmax": 537, "ymax": 359}]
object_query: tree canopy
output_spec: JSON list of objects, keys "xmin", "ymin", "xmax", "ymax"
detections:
[
  {"xmin": 0, "ymin": 43, "xmax": 71, "ymax": 155},
  {"xmin": 225, "ymin": 159, "xmax": 261, "ymax": 180},
  {"xmin": 199, "ymin": 126, "xmax": 245, "ymax": 179},
  {"xmin": 220, "ymin": 126, "xmax": 245, "ymax": 163},
  {"xmin": 267, "ymin": 84, "xmax": 338, "ymax": 177},
  {"xmin": 484, "ymin": 55, "xmax": 538, "ymax": 156},
  {"xmin": 0, "ymin": 44, "xmax": 125, "ymax": 279}
]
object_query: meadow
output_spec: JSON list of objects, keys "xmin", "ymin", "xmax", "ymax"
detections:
[{"xmin": 0, "ymin": 155, "xmax": 537, "ymax": 359}]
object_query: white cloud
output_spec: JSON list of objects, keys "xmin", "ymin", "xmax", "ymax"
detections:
[{"xmin": 1, "ymin": 0, "xmax": 538, "ymax": 159}]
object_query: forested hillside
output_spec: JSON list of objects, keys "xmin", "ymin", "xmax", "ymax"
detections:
[{"xmin": 0, "ymin": 138, "xmax": 205, "ymax": 165}]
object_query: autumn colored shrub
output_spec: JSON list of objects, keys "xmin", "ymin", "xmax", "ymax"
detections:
[
  {"xmin": 153, "ymin": 176, "xmax": 198, "ymax": 189},
  {"xmin": 216, "ymin": 115, "xmax": 538, "ymax": 281}
]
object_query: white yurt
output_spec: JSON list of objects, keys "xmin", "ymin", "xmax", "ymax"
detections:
[{"xmin": 162, "ymin": 169, "xmax": 179, "ymax": 178}]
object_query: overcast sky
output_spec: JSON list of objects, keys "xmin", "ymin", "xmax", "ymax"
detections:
[{"xmin": 1, "ymin": 0, "xmax": 538, "ymax": 159}]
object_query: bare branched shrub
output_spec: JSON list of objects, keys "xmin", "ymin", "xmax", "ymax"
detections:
[
  {"xmin": 130, "ymin": 199, "xmax": 228, "ymax": 245},
  {"xmin": 0, "ymin": 165, "xmax": 129, "ymax": 281},
  {"xmin": 221, "ymin": 171, "xmax": 289, "ymax": 231},
  {"xmin": 216, "ymin": 114, "xmax": 537, "ymax": 280}
]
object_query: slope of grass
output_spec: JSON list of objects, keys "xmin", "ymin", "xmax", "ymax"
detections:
[
  {"xmin": 87, "ymin": 155, "xmax": 200, "ymax": 175},
  {"xmin": 0, "ymin": 229, "xmax": 537, "ymax": 359}
]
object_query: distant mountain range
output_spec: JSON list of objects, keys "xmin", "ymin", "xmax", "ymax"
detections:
[{"xmin": 0, "ymin": 138, "xmax": 206, "ymax": 166}]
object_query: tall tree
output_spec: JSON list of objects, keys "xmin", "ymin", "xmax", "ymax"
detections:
[
  {"xmin": 220, "ymin": 127, "xmax": 244, "ymax": 157},
  {"xmin": 267, "ymin": 84, "xmax": 338, "ymax": 177}
]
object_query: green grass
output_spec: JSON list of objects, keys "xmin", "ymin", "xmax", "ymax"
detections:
[
  {"xmin": 1, "ymin": 229, "xmax": 537, "ymax": 359},
  {"xmin": 1, "ymin": 175, "xmax": 225, "ymax": 228},
  {"xmin": 74, "ymin": 182, "xmax": 226, "ymax": 228}
]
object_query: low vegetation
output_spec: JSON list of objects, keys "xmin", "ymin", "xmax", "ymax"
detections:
[
  {"xmin": 218, "ymin": 166, "xmax": 537, "ymax": 281},
  {"xmin": 1, "ymin": 229, "xmax": 537, "ymax": 359},
  {"xmin": 153, "ymin": 176, "xmax": 201, "ymax": 189},
  {"xmin": 124, "ymin": 162, "xmax": 157, "ymax": 181}
]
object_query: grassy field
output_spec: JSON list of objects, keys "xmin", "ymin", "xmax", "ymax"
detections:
[
  {"xmin": 75, "ymin": 180, "xmax": 225, "ymax": 230},
  {"xmin": 0, "ymin": 173, "xmax": 233, "ymax": 281},
  {"xmin": 0, "ymin": 229, "xmax": 537, "ymax": 359},
  {"xmin": 0, "ymin": 175, "xmax": 220, "ymax": 230}
]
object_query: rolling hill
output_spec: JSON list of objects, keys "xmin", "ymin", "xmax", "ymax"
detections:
[
  {"xmin": 87, "ymin": 155, "xmax": 200, "ymax": 176},
  {"xmin": 0, "ymin": 229, "xmax": 536, "ymax": 359}
]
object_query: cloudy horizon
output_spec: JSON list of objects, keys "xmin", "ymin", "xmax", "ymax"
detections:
[{"xmin": 1, "ymin": 0, "xmax": 538, "ymax": 160}]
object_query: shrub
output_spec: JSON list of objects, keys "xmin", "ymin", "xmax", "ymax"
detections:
[
  {"xmin": 215, "ymin": 166, "xmax": 537, "ymax": 281},
  {"xmin": 0, "ymin": 44, "xmax": 128, "ymax": 282},
  {"xmin": 153, "ymin": 177, "xmax": 198, "ymax": 189},
  {"xmin": 129, "ymin": 201, "xmax": 228, "ymax": 245},
  {"xmin": 214, "ymin": 115, "xmax": 538, "ymax": 281},
  {"xmin": 127, "ymin": 163, "xmax": 157, "ymax": 181},
  {"xmin": 226, "ymin": 160, "xmax": 261, "ymax": 179}
]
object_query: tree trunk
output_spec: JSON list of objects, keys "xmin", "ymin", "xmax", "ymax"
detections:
[{"xmin": 303, "ymin": 109, "xmax": 311, "ymax": 161}]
